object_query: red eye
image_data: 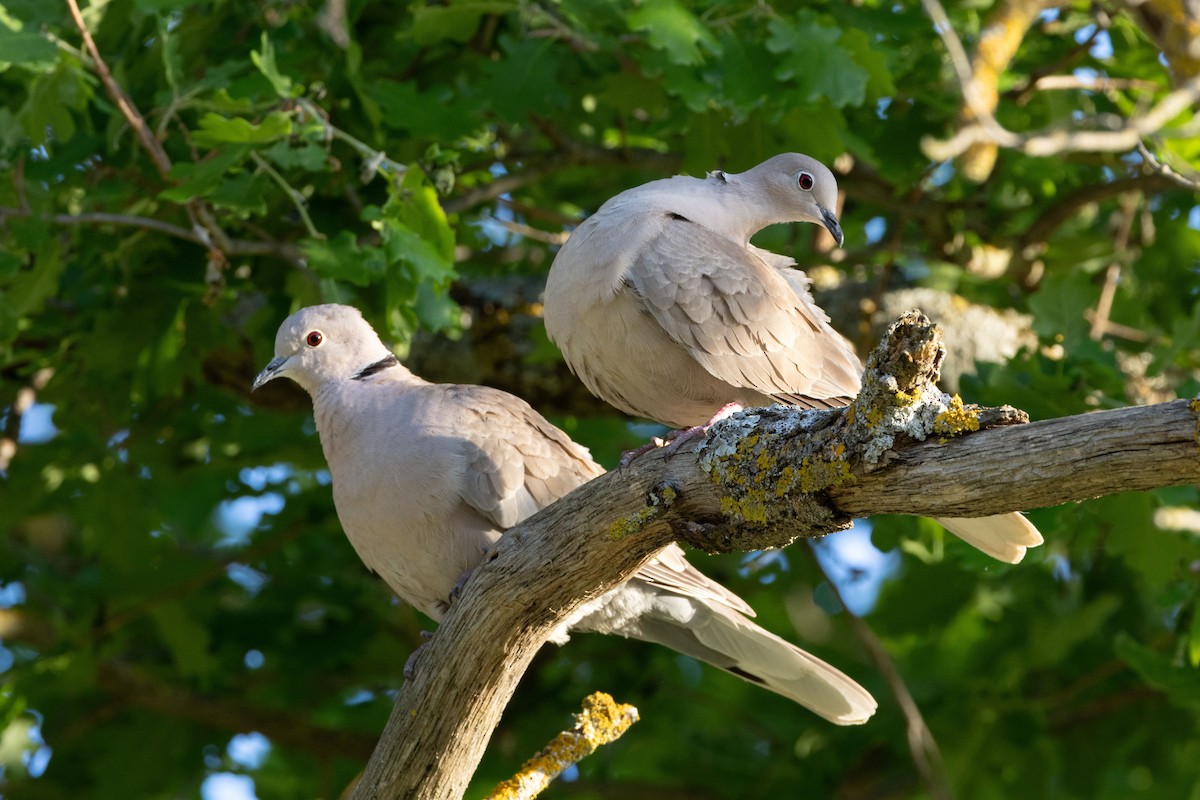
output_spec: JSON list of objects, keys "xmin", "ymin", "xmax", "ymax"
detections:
[
  {"xmin": 306, "ymin": 331, "xmax": 323, "ymax": 347},
  {"xmin": 798, "ymin": 171, "xmax": 815, "ymax": 191}
]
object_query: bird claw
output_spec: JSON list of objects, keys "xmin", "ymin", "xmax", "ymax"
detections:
[
  {"xmin": 617, "ymin": 403, "xmax": 744, "ymax": 468},
  {"xmin": 403, "ymin": 631, "xmax": 435, "ymax": 681},
  {"xmin": 448, "ymin": 567, "xmax": 475, "ymax": 604}
]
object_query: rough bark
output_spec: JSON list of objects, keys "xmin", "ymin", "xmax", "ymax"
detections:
[{"xmin": 348, "ymin": 312, "xmax": 1200, "ymax": 800}]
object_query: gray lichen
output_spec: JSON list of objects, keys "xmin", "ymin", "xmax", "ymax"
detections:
[{"xmin": 694, "ymin": 311, "xmax": 995, "ymax": 546}]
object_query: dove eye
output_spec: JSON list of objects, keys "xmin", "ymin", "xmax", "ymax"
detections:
[
  {"xmin": 306, "ymin": 331, "xmax": 324, "ymax": 347},
  {"xmin": 797, "ymin": 171, "xmax": 815, "ymax": 191}
]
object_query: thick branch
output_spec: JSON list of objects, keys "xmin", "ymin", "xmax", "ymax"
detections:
[
  {"xmin": 350, "ymin": 314, "xmax": 1200, "ymax": 800},
  {"xmin": 830, "ymin": 400, "xmax": 1198, "ymax": 516}
]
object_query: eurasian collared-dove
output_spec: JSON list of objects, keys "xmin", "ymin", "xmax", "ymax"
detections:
[
  {"xmin": 253, "ymin": 304, "xmax": 876, "ymax": 724},
  {"xmin": 543, "ymin": 153, "xmax": 1044, "ymax": 564}
]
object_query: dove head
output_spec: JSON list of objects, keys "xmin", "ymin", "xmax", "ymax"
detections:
[
  {"xmin": 743, "ymin": 153, "xmax": 843, "ymax": 247},
  {"xmin": 252, "ymin": 304, "xmax": 396, "ymax": 394}
]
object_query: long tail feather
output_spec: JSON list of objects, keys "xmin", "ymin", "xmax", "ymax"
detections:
[{"xmin": 936, "ymin": 512, "xmax": 1044, "ymax": 563}]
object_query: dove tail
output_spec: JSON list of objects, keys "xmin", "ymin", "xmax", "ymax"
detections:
[
  {"xmin": 936, "ymin": 512, "xmax": 1044, "ymax": 564},
  {"xmin": 630, "ymin": 601, "xmax": 877, "ymax": 725}
]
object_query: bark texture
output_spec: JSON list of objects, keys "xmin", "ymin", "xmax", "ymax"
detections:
[{"xmin": 349, "ymin": 312, "xmax": 1200, "ymax": 800}]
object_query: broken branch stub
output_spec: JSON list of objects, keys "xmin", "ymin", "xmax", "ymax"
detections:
[{"xmin": 685, "ymin": 310, "xmax": 1029, "ymax": 553}]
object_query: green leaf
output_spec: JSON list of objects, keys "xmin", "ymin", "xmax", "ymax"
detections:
[
  {"xmin": 190, "ymin": 111, "xmax": 292, "ymax": 147},
  {"xmin": 628, "ymin": 0, "xmax": 720, "ymax": 66},
  {"xmin": 410, "ymin": 1, "xmax": 517, "ymax": 45},
  {"xmin": 377, "ymin": 220, "xmax": 455, "ymax": 285},
  {"xmin": 150, "ymin": 604, "xmax": 217, "ymax": 678},
  {"xmin": 765, "ymin": 15, "xmax": 869, "ymax": 108},
  {"xmin": 157, "ymin": 13, "xmax": 183, "ymax": 93},
  {"xmin": 0, "ymin": 25, "xmax": 57, "ymax": 69},
  {"xmin": 1116, "ymin": 633, "xmax": 1200, "ymax": 709},
  {"xmin": 839, "ymin": 28, "xmax": 896, "ymax": 99},
  {"xmin": 207, "ymin": 171, "xmax": 270, "ymax": 216},
  {"xmin": 1026, "ymin": 595, "xmax": 1121, "ymax": 668},
  {"xmin": 250, "ymin": 32, "xmax": 296, "ymax": 99},
  {"xmin": 1028, "ymin": 270, "xmax": 1097, "ymax": 353},
  {"xmin": 479, "ymin": 35, "xmax": 568, "ymax": 120},
  {"xmin": 1191, "ymin": 597, "xmax": 1200, "ymax": 668},
  {"xmin": 159, "ymin": 146, "xmax": 249, "ymax": 203},
  {"xmin": 18, "ymin": 63, "xmax": 91, "ymax": 145},
  {"xmin": 3, "ymin": 247, "xmax": 64, "ymax": 316},
  {"xmin": 1101, "ymin": 492, "xmax": 1189, "ymax": 587},
  {"xmin": 368, "ymin": 79, "xmax": 473, "ymax": 139},
  {"xmin": 132, "ymin": 0, "xmax": 207, "ymax": 9},
  {"xmin": 302, "ymin": 231, "xmax": 387, "ymax": 286},
  {"xmin": 263, "ymin": 139, "xmax": 328, "ymax": 172}
]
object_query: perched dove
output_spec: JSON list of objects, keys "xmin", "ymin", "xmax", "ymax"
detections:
[
  {"xmin": 544, "ymin": 153, "xmax": 1044, "ymax": 563},
  {"xmin": 253, "ymin": 304, "xmax": 876, "ymax": 724}
]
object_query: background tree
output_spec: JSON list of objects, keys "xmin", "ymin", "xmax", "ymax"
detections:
[{"xmin": 1, "ymin": 1, "xmax": 1198, "ymax": 798}]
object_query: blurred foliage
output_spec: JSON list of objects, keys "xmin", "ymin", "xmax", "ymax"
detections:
[{"xmin": 1, "ymin": 0, "xmax": 1199, "ymax": 798}]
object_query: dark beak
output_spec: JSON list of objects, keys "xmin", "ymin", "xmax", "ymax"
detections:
[
  {"xmin": 819, "ymin": 205, "xmax": 844, "ymax": 248},
  {"xmin": 252, "ymin": 356, "xmax": 289, "ymax": 391}
]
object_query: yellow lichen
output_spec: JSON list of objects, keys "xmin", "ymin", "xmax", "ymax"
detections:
[
  {"xmin": 720, "ymin": 491, "xmax": 770, "ymax": 524},
  {"xmin": 933, "ymin": 394, "xmax": 981, "ymax": 437},
  {"xmin": 609, "ymin": 485, "xmax": 677, "ymax": 539},
  {"xmin": 775, "ymin": 465, "xmax": 797, "ymax": 497},
  {"xmin": 894, "ymin": 386, "xmax": 922, "ymax": 405},
  {"xmin": 1191, "ymin": 398, "xmax": 1200, "ymax": 447},
  {"xmin": 608, "ymin": 505, "xmax": 657, "ymax": 540},
  {"xmin": 796, "ymin": 456, "xmax": 854, "ymax": 493},
  {"xmin": 487, "ymin": 693, "xmax": 638, "ymax": 800}
]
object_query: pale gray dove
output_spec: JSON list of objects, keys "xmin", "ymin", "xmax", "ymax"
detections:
[
  {"xmin": 543, "ymin": 153, "xmax": 1043, "ymax": 563},
  {"xmin": 253, "ymin": 304, "xmax": 876, "ymax": 724}
]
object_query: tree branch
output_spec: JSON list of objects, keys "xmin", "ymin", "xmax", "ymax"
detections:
[
  {"xmin": 65, "ymin": 0, "xmax": 173, "ymax": 181},
  {"xmin": 349, "ymin": 313, "xmax": 1200, "ymax": 799},
  {"xmin": 0, "ymin": 207, "xmax": 305, "ymax": 266},
  {"xmin": 920, "ymin": 0, "xmax": 1200, "ymax": 164},
  {"xmin": 484, "ymin": 693, "xmax": 639, "ymax": 800},
  {"xmin": 811, "ymin": 550, "xmax": 952, "ymax": 800}
]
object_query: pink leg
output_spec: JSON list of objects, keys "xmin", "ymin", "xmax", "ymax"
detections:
[{"xmin": 619, "ymin": 403, "xmax": 744, "ymax": 467}]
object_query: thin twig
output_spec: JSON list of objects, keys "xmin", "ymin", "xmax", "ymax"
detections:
[
  {"xmin": 294, "ymin": 98, "xmax": 408, "ymax": 182},
  {"xmin": 0, "ymin": 207, "xmax": 305, "ymax": 265},
  {"xmin": 1090, "ymin": 193, "xmax": 1139, "ymax": 340},
  {"xmin": 919, "ymin": 0, "xmax": 1006, "ymax": 136},
  {"xmin": 66, "ymin": 0, "xmax": 243, "ymax": 265},
  {"xmin": 526, "ymin": 2, "xmax": 600, "ymax": 52},
  {"xmin": 920, "ymin": 0, "xmax": 1200, "ymax": 160},
  {"xmin": 485, "ymin": 693, "xmax": 639, "ymax": 800},
  {"xmin": 483, "ymin": 216, "xmax": 569, "ymax": 245},
  {"xmin": 65, "ymin": 0, "xmax": 173, "ymax": 181},
  {"xmin": 810, "ymin": 548, "xmax": 955, "ymax": 800},
  {"xmin": 1136, "ymin": 141, "xmax": 1200, "ymax": 192},
  {"xmin": 1032, "ymin": 75, "xmax": 1161, "ymax": 93},
  {"xmin": 251, "ymin": 151, "xmax": 324, "ymax": 239},
  {"xmin": 924, "ymin": 75, "xmax": 1200, "ymax": 160}
]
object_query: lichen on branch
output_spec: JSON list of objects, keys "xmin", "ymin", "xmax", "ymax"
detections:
[
  {"xmin": 690, "ymin": 311, "xmax": 1027, "ymax": 551},
  {"xmin": 486, "ymin": 692, "xmax": 639, "ymax": 800}
]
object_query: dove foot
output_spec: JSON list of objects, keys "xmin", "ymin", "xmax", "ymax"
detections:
[
  {"xmin": 403, "ymin": 630, "xmax": 435, "ymax": 680},
  {"xmin": 618, "ymin": 403, "xmax": 744, "ymax": 467},
  {"xmin": 449, "ymin": 566, "xmax": 475, "ymax": 604}
]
